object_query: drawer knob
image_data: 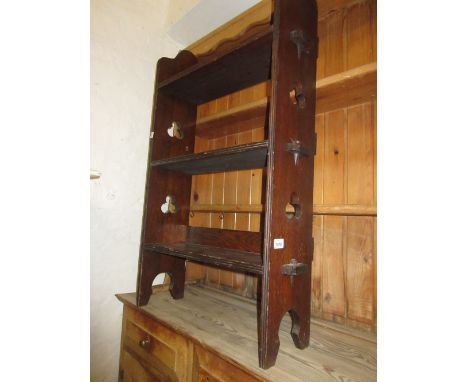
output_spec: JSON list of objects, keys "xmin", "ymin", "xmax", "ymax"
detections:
[{"xmin": 139, "ymin": 336, "xmax": 151, "ymax": 350}]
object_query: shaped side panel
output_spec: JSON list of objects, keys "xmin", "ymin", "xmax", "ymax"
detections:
[{"xmin": 259, "ymin": 0, "xmax": 318, "ymax": 369}]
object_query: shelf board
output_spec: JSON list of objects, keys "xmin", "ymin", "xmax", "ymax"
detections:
[
  {"xmin": 315, "ymin": 62, "xmax": 377, "ymax": 113},
  {"xmin": 158, "ymin": 28, "xmax": 273, "ymax": 105},
  {"xmin": 151, "ymin": 140, "xmax": 268, "ymax": 175},
  {"xmin": 196, "ymin": 97, "xmax": 268, "ymax": 138},
  {"xmin": 144, "ymin": 242, "xmax": 263, "ymax": 275}
]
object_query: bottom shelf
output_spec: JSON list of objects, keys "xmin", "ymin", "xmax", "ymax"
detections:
[{"xmin": 143, "ymin": 242, "xmax": 263, "ymax": 275}]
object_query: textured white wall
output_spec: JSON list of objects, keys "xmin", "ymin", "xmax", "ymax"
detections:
[
  {"xmin": 91, "ymin": 1, "xmax": 261, "ymax": 380},
  {"xmin": 90, "ymin": 0, "xmax": 194, "ymax": 380}
]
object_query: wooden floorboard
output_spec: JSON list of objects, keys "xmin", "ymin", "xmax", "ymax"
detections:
[{"xmin": 118, "ymin": 284, "xmax": 376, "ymax": 382}]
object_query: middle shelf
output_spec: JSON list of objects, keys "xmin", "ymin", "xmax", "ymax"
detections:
[
  {"xmin": 151, "ymin": 140, "xmax": 268, "ymax": 175},
  {"xmin": 144, "ymin": 242, "xmax": 263, "ymax": 275}
]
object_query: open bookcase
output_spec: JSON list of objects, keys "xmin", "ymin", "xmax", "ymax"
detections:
[{"xmin": 136, "ymin": 0, "xmax": 319, "ymax": 369}]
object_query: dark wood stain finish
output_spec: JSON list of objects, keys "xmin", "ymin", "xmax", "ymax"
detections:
[
  {"xmin": 159, "ymin": 28, "xmax": 273, "ymax": 105},
  {"xmin": 151, "ymin": 140, "xmax": 268, "ymax": 175},
  {"xmin": 135, "ymin": 0, "xmax": 318, "ymax": 369},
  {"xmin": 187, "ymin": 226, "xmax": 262, "ymax": 254},
  {"xmin": 144, "ymin": 243, "xmax": 263, "ymax": 275},
  {"xmin": 260, "ymin": 0, "xmax": 318, "ymax": 369}
]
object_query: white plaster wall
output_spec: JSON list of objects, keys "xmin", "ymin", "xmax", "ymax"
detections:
[
  {"xmin": 90, "ymin": 1, "xmax": 196, "ymax": 380},
  {"xmin": 91, "ymin": 1, "xmax": 262, "ymax": 380}
]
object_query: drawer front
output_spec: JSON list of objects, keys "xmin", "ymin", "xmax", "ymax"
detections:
[
  {"xmin": 120, "ymin": 349, "xmax": 169, "ymax": 382},
  {"xmin": 192, "ymin": 345, "xmax": 264, "ymax": 382},
  {"xmin": 120, "ymin": 306, "xmax": 190, "ymax": 382}
]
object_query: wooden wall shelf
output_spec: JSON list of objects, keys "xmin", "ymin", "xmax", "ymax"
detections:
[
  {"xmin": 137, "ymin": 0, "xmax": 319, "ymax": 369},
  {"xmin": 315, "ymin": 62, "xmax": 377, "ymax": 113},
  {"xmin": 151, "ymin": 140, "xmax": 268, "ymax": 175}
]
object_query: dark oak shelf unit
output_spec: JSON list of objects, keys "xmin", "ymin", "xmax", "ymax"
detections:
[
  {"xmin": 158, "ymin": 27, "xmax": 273, "ymax": 104},
  {"xmin": 137, "ymin": 0, "xmax": 318, "ymax": 370},
  {"xmin": 144, "ymin": 242, "xmax": 263, "ymax": 275},
  {"xmin": 151, "ymin": 140, "xmax": 268, "ymax": 175}
]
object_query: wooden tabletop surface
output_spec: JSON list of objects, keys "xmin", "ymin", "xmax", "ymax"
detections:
[{"xmin": 117, "ymin": 284, "xmax": 376, "ymax": 382}]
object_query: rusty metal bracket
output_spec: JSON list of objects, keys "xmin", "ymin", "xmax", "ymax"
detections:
[
  {"xmin": 281, "ymin": 259, "xmax": 307, "ymax": 276},
  {"xmin": 282, "ymin": 258, "xmax": 307, "ymax": 285},
  {"xmin": 285, "ymin": 139, "xmax": 310, "ymax": 165},
  {"xmin": 290, "ymin": 30, "xmax": 316, "ymax": 59}
]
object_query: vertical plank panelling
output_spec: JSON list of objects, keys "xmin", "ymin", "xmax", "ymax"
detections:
[
  {"xmin": 347, "ymin": 102, "xmax": 374, "ymax": 205},
  {"xmin": 316, "ymin": 18, "xmax": 327, "ymax": 80},
  {"xmin": 323, "ymin": 110, "xmax": 346, "ymax": 205},
  {"xmin": 373, "ymin": 216, "xmax": 377, "ymax": 328},
  {"xmin": 313, "ymin": 114, "xmax": 325, "ymax": 205},
  {"xmin": 372, "ymin": 98, "xmax": 377, "ymax": 208},
  {"xmin": 322, "ymin": 107, "xmax": 346, "ymax": 320},
  {"xmin": 212, "ymin": 96, "xmax": 233, "ymax": 288},
  {"xmin": 220, "ymin": 133, "xmax": 239, "ymax": 289},
  {"xmin": 346, "ymin": 216, "xmax": 374, "ymax": 324},
  {"xmin": 345, "ymin": 0, "xmax": 373, "ymax": 69},
  {"xmin": 370, "ymin": 0, "xmax": 377, "ymax": 63},
  {"xmin": 324, "ymin": 9, "xmax": 345, "ymax": 77},
  {"xmin": 206, "ymin": 139, "xmax": 226, "ymax": 285},
  {"xmin": 322, "ymin": 216, "xmax": 346, "ymax": 318},
  {"xmin": 186, "ymin": 102, "xmax": 211, "ymax": 281},
  {"xmin": 311, "ymin": 215, "xmax": 323, "ymax": 314}
]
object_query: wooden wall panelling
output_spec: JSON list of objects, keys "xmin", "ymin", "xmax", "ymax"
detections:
[
  {"xmin": 345, "ymin": 0, "xmax": 374, "ymax": 68},
  {"xmin": 224, "ymin": 88, "xmax": 245, "ymax": 292},
  {"xmin": 323, "ymin": 109, "xmax": 346, "ymax": 205},
  {"xmin": 191, "ymin": 82, "xmax": 268, "ymax": 297},
  {"xmin": 316, "ymin": 0, "xmax": 377, "ymax": 81},
  {"xmin": 310, "ymin": 103, "xmax": 376, "ymax": 329},
  {"xmin": 347, "ymin": 102, "xmax": 375, "ymax": 205},
  {"xmin": 346, "ymin": 216, "xmax": 374, "ymax": 325},
  {"xmin": 220, "ymin": 132, "xmax": 238, "ymax": 289},
  {"xmin": 206, "ymin": 101, "xmax": 226, "ymax": 286},
  {"xmin": 323, "ymin": 8, "xmax": 345, "ymax": 78},
  {"xmin": 322, "ymin": 216, "xmax": 346, "ymax": 321},
  {"xmin": 186, "ymin": 105, "xmax": 212, "ymax": 282},
  {"xmin": 315, "ymin": 17, "xmax": 327, "ymax": 80},
  {"xmin": 321, "ymin": 108, "xmax": 347, "ymax": 322},
  {"xmin": 236, "ymin": 129, "xmax": 258, "ymax": 296}
]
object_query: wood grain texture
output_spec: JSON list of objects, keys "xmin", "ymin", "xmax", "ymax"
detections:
[
  {"xmin": 196, "ymin": 97, "xmax": 268, "ymax": 139},
  {"xmin": 144, "ymin": 242, "xmax": 263, "ymax": 275},
  {"xmin": 322, "ymin": 216, "xmax": 346, "ymax": 318},
  {"xmin": 346, "ymin": 216, "xmax": 374, "ymax": 323},
  {"xmin": 151, "ymin": 140, "xmax": 268, "ymax": 175},
  {"xmin": 117, "ymin": 285, "xmax": 376, "ymax": 382},
  {"xmin": 312, "ymin": 102, "xmax": 376, "ymax": 330},
  {"xmin": 159, "ymin": 29, "xmax": 272, "ymax": 104},
  {"xmin": 120, "ymin": 305, "xmax": 191, "ymax": 382}
]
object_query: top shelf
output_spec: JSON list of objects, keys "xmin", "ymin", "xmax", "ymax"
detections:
[{"xmin": 158, "ymin": 27, "xmax": 273, "ymax": 105}]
